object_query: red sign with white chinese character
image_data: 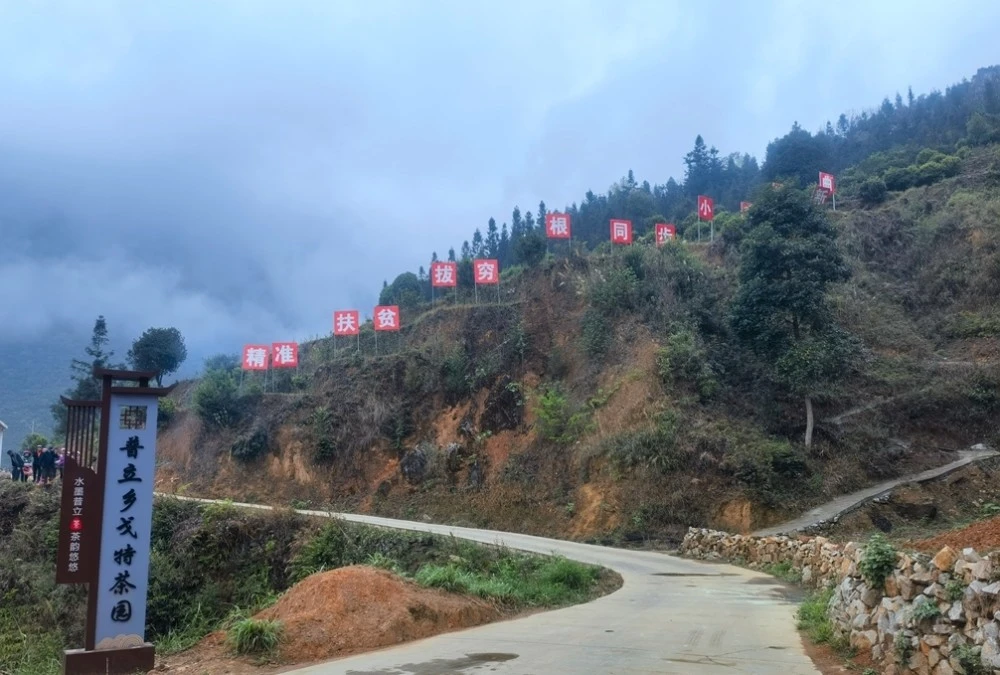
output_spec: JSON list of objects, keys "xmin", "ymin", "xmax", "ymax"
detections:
[
  {"xmin": 56, "ymin": 456, "xmax": 97, "ymax": 584},
  {"xmin": 242, "ymin": 344, "xmax": 269, "ymax": 371},
  {"xmin": 474, "ymin": 259, "xmax": 499, "ymax": 285},
  {"xmin": 819, "ymin": 171, "xmax": 836, "ymax": 194},
  {"xmin": 545, "ymin": 212, "xmax": 571, "ymax": 239},
  {"xmin": 374, "ymin": 305, "xmax": 400, "ymax": 331},
  {"xmin": 740, "ymin": 201, "xmax": 752, "ymax": 214},
  {"xmin": 333, "ymin": 310, "xmax": 360, "ymax": 336},
  {"xmin": 697, "ymin": 195, "xmax": 714, "ymax": 221},
  {"xmin": 431, "ymin": 262, "xmax": 457, "ymax": 288},
  {"xmin": 271, "ymin": 342, "xmax": 299, "ymax": 368},
  {"xmin": 655, "ymin": 223, "xmax": 676, "ymax": 246},
  {"xmin": 610, "ymin": 219, "xmax": 632, "ymax": 245}
]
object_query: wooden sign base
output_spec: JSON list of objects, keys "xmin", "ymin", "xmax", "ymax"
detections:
[{"xmin": 64, "ymin": 644, "xmax": 155, "ymax": 674}]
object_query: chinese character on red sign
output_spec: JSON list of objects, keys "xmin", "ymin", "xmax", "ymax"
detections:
[
  {"xmin": 545, "ymin": 212, "xmax": 571, "ymax": 239},
  {"xmin": 374, "ymin": 305, "xmax": 400, "ymax": 331},
  {"xmin": 610, "ymin": 219, "xmax": 632, "ymax": 245},
  {"xmin": 431, "ymin": 262, "xmax": 457, "ymax": 288},
  {"xmin": 740, "ymin": 201, "xmax": 752, "ymax": 214},
  {"xmin": 474, "ymin": 259, "xmax": 499, "ymax": 285},
  {"xmin": 333, "ymin": 310, "xmax": 360, "ymax": 336},
  {"xmin": 242, "ymin": 345, "xmax": 269, "ymax": 371},
  {"xmin": 654, "ymin": 223, "xmax": 676, "ymax": 246},
  {"xmin": 819, "ymin": 172, "xmax": 836, "ymax": 194},
  {"xmin": 271, "ymin": 342, "xmax": 298, "ymax": 368},
  {"xmin": 697, "ymin": 195, "xmax": 714, "ymax": 221}
]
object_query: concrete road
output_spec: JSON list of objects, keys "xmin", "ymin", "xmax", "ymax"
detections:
[
  {"xmin": 753, "ymin": 447, "xmax": 999, "ymax": 537},
  {"xmin": 168, "ymin": 497, "xmax": 819, "ymax": 675}
]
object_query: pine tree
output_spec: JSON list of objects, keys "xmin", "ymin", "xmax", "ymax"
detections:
[
  {"xmin": 510, "ymin": 206, "xmax": 523, "ymax": 241},
  {"xmin": 460, "ymin": 240, "xmax": 472, "ymax": 260},
  {"xmin": 524, "ymin": 211, "xmax": 535, "ymax": 229},
  {"xmin": 537, "ymin": 201, "xmax": 547, "ymax": 231},
  {"xmin": 471, "ymin": 228, "xmax": 484, "ymax": 257},
  {"xmin": 447, "ymin": 247, "xmax": 456, "ymax": 262},
  {"xmin": 431, "ymin": 251, "xmax": 439, "ymax": 262},
  {"xmin": 499, "ymin": 223, "xmax": 510, "ymax": 265},
  {"xmin": 486, "ymin": 217, "xmax": 500, "ymax": 258}
]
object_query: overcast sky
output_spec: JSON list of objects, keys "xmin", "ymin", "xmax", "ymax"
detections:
[{"xmin": 2, "ymin": 0, "xmax": 998, "ymax": 363}]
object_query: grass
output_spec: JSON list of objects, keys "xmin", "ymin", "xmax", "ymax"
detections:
[
  {"xmin": 226, "ymin": 618, "xmax": 283, "ymax": 656},
  {"xmin": 413, "ymin": 554, "xmax": 602, "ymax": 608},
  {"xmin": 0, "ymin": 607, "xmax": 63, "ymax": 675},
  {"xmin": 763, "ymin": 560, "xmax": 803, "ymax": 583},
  {"xmin": 797, "ymin": 588, "xmax": 855, "ymax": 658}
]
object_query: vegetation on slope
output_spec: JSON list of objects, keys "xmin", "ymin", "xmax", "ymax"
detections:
[{"xmin": 0, "ymin": 481, "xmax": 609, "ymax": 675}]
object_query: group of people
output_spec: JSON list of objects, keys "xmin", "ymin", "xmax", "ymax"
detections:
[{"xmin": 6, "ymin": 446, "xmax": 65, "ymax": 484}]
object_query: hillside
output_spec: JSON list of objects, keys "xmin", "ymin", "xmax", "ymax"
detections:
[{"xmin": 155, "ymin": 142, "xmax": 1000, "ymax": 544}]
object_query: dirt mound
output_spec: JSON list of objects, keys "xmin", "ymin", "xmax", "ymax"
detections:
[
  {"xmin": 910, "ymin": 515, "xmax": 1000, "ymax": 554},
  {"xmin": 157, "ymin": 566, "xmax": 501, "ymax": 674},
  {"xmin": 259, "ymin": 565, "xmax": 500, "ymax": 661}
]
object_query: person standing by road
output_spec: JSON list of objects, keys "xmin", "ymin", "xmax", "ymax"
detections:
[
  {"xmin": 31, "ymin": 447, "xmax": 42, "ymax": 483},
  {"xmin": 7, "ymin": 450, "xmax": 24, "ymax": 481}
]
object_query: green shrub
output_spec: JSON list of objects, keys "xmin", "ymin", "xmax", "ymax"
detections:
[
  {"xmin": 194, "ymin": 369, "xmax": 243, "ymax": 428},
  {"xmin": 797, "ymin": 588, "xmax": 834, "ymax": 643},
  {"xmin": 580, "ymin": 309, "xmax": 612, "ymax": 359},
  {"xmin": 656, "ymin": 329, "xmax": 718, "ymax": 400},
  {"xmin": 231, "ymin": 429, "xmax": 268, "ymax": 461},
  {"xmin": 883, "ymin": 165, "xmax": 916, "ymax": 191},
  {"xmin": 441, "ymin": 348, "xmax": 470, "ymax": 400},
  {"xmin": 311, "ymin": 407, "xmax": 336, "ymax": 461},
  {"xmin": 226, "ymin": 617, "xmax": 283, "ymax": 656},
  {"xmin": 911, "ymin": 600, "xmax": 941, "ymax": 622},
  {"xmin": 534, "ymin": 384, "xmax": 589, "ymax": 444},
  {"xmin": 945, "ymin": 578, "xmax": 966, "ymax": 601},
  {"xmin": 859, "ymin": 534, "xmax": 897, "ymax": 588},
  {"xmin": 605, "ymin": 411, "xmax": 680, "ymax": 473},
  {"xmin": 858, "ymin": 178, "xmax": 888, "ymax": 206},
  {"xmin": 590, "ymin": 267, "xmax": 639, "ymax": 315},
  {"xmin": 952, "ymin": 643, "xmax": 988, "ymax": 674}
]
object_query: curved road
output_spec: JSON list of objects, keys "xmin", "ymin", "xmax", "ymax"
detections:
[{"xmin": 168, "ymin": 496, "xmax": 818, "ymax": 674}]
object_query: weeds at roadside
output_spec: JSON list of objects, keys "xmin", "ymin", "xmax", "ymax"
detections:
[
  {"xmin": 226, "ymin": 618, "xmax": 283, "ymax": 656},
  {"xmin": 764, "ymin": 560, "xmax": 803, "ymax": 583},
  {"xmin": 797, "ymin": 589, "xmax": 855, "ymax": 658}
]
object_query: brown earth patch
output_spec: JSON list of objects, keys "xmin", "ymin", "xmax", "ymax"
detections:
[
  {"xmin": 713, "ymin": 499, "xmax": 755, "ymax": 534},
  {"xmin": 156, "ymin": 566, "xmax": 502, "ymax": 674},
  {"xmin": 570, "ymin": 483, "xmax": 621, "ymax": 537},
  {"xmin": 909, "ymin": 514, "xmax": 1000, "ymax": 554}
]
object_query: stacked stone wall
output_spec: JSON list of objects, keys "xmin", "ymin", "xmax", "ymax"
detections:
[{"xmin": 682, "ymin": 528, "xmax": 1000, "ymax": 674}]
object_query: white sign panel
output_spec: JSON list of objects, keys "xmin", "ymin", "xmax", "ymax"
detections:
[{"xmin": 93, "ymin": 393, "xmax": 159, "ymax": 649}]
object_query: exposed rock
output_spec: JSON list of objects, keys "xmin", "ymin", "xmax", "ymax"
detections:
[
  {"xmin": 933, "ymin": 546, "xmax": 959, "ymax": 573},
  {"xmin": 400, "ymin": 444, "xmax": 430, "ymax": 484},
  {"xmin": 444, "ymin": 442, "xmax": 465, "ymax": 473}
]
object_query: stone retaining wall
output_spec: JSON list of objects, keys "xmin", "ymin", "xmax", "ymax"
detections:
[{"xmin": 682, "ymin": 528, "xmax": 1000, "ymax": 674}]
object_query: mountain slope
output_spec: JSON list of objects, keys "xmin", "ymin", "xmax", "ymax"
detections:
[{"xmin": 154, "ymin": 145, "xmax": 1000, "ymax": 543}]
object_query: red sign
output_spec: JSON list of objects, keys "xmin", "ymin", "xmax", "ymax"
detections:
[
  {"xmin": 374, "ymin": 305, "xmax": 400, "ymax": 331},
  {"xmin": 655, "ymin": 223, "xmax": 676, "ymax": 246},
  {"xmin": 271, "ymin": 342, "xmax": 299, "ymax": 368},
  {"xmin": 431, "ymin": 261, "xmax": 457, "ymax": 288},
  {"xmin": 545, "ymin": 212, "xmax": 571, "ymax": 239},
  {"xmin": 819, "ymin": 171, "xmax": 836, "ymax": 194},
  {"xmin": 474, "ymin": 259, "xmax": 499, "ymax": 285},
  {"xmin": 740, "ymin": 201, "xmax": 752, "ymax": 214},
  {"xmin": 242, "ymin": 344, "xmax": 270, "ymax": 370},
  {"xmin": 56, "ymin": 456, "xmax": 97, "ymax": 585},
  {"xmin": 333, "ymin": 310, "xmax": 360, "ymax": 336},
  {"xmin": 610, "ymin": 219, "xmax": 632, "ymax": 245},
  {"xmin": 697, "ymin": 195, "xmax": 714, "ymax": 221}
]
